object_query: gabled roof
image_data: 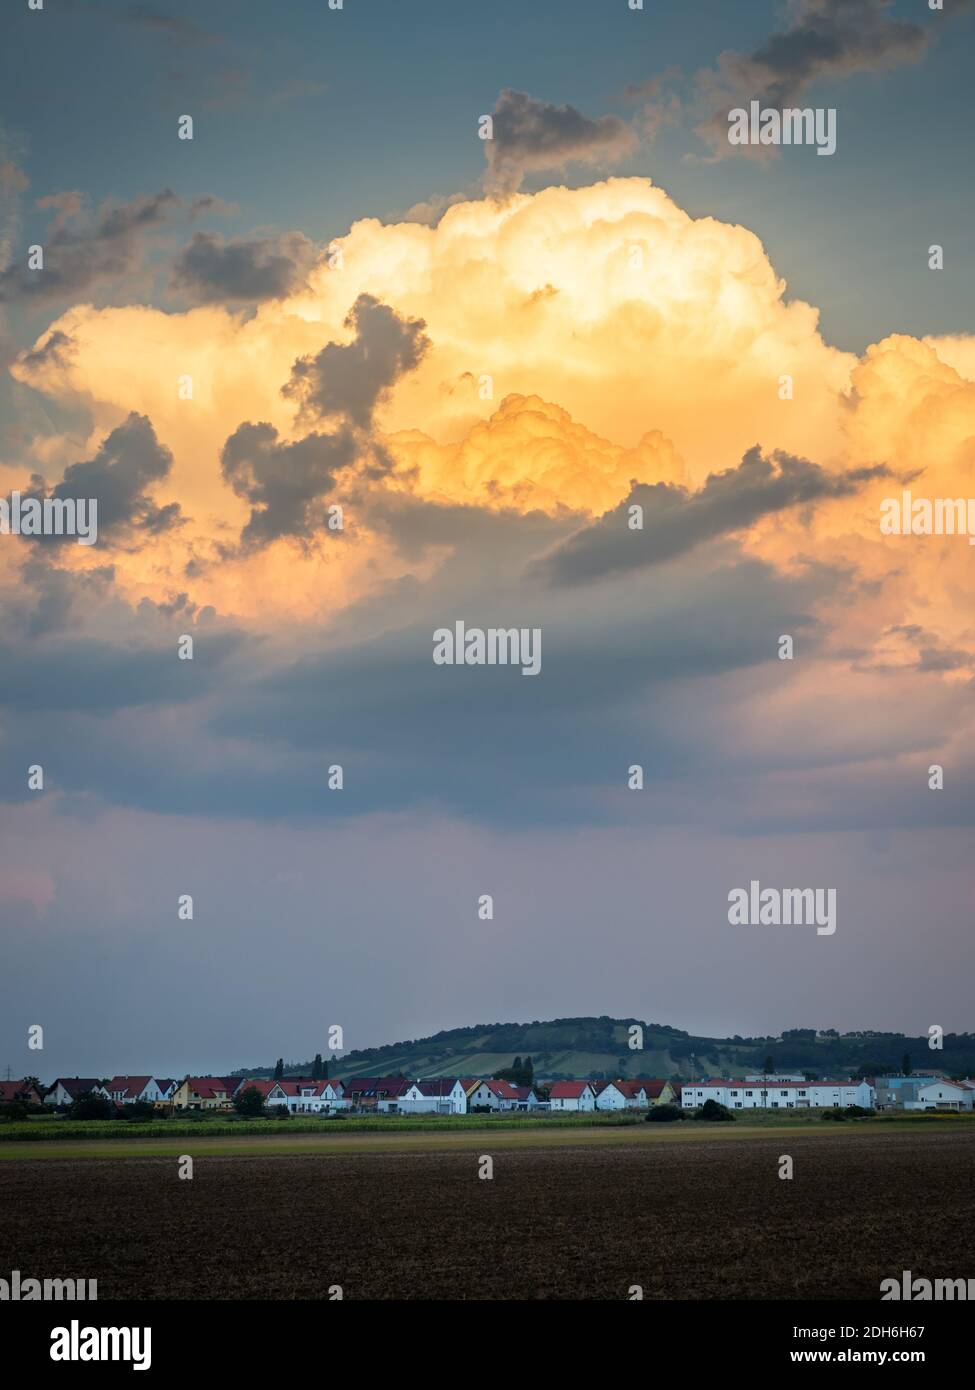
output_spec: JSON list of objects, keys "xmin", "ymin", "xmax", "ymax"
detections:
[
  {"xmin": 549, "ymin": 1081, "xmax": 593, "ymax": 1098},
  {"xmin": 234, "ymin": 1079, "xmax": 281, "ymax": 1098},
  {"xmin": 416, "ymin": 1078, "xmax": 460, "ymax": 1097},
  {"xmin": 634, "ymin": 1079, "xmax": 669, "ymax": 1099},
  {"xmin": 183, "ymin": 1077, "xmax": 232, "ymax": 1098},
  {"xmin": 51, "ymin": 1078, "xmax": 103, "ymax": 1098},
  {"xmin": 0, "ymin": 1080, "xmax": 43, "ymax": 1103},
  {"xmin": 154, "ymin": 1079, "xmax": 177, "ymax": 1094},
  {"xmin": 105, "ymin": 1076, "xmax": 152, "ymax": 1098},
  {"xmin": 484, "ymin": 1079, "xmax": 523, "ymax": 1101},
  {"xmin": 344, "ymin": 1076, "xmax": 409, "ymax": 1098}
]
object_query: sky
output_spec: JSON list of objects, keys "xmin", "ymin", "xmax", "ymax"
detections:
[{"xmin": 1, "ymin": 0, "xmax": 973, "ymax": 1079}]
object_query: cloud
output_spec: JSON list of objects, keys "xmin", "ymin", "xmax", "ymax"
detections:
[
  {"xmin": 220, "ymin": 422, "xmax": 356, "ymax": 548},
  {"xmin": 534, "ymin": 448, "xmax": 892, "ymax": 585},
  {"xmin": 171, "ymin": 230, "xmax": 318, "ymax": 303},
  {"xmin": 484, "ymin": 89, "xmax": 638, "ymax": 193},
  {"xmin": 0, "ymin": 189, "xmax": 179, "ymax": 303},
  {"xmin": 283, "ymin": 293, "xmax": 430, "ymax": 430},
  {"xmin": 26, "ymin": 412, "xmax": 182, "ymax": 544},
  {"xmin": 695, "ymin": 0, "xmax": 933, "ymax": 156}
]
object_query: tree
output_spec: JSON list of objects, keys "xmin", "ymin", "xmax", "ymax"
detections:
[
  {"xmin": 234, "ymin": 1086, "xmax": 265, "ymax": 1118},
  {"xmin": 763, "ymin": 1054, "xmax": 775, "ymax": 1076},
  {"xmin": 69, "ymin": 1091, "xmax": 114, "ymax": 1120},
  {"xmin": 694, "ymin": 1098, "xmax": 735, "ymax": 1122},
  {"xmin": 902, "ymin": 1053, "xmax": 912, "ymax": 1076},
  {"xmin": 273, "ymin": 1058, "xmax": 284, "ymax": 1080},
  {"xmin": 524, "ymin": 1056, "xmax": 533, "ymax": 1083},
  {"xmin": 311, "ymin": 1053, "xmax": 323, "ymax": 1081}
]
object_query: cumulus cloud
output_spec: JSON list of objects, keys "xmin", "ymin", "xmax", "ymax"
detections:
[
  {"xmin": 171, "ymin": 230, "xmax": 318, "ymax": 303},
  {"xmin": 484, "ymin": 89, "xmax": 638, "ymax": 193},
  {"xmin": 534, "ymin": 448, "xmax": 893, "ymax": 586}
]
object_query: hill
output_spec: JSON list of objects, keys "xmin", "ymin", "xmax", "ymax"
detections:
[{"xmin": 230, "ymin": 1017, "xmax": 975, "ymax": 1084}]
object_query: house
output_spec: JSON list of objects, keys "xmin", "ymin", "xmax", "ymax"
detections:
[
  {"xmin": 548, "ymin": 1081, "xmax": 596, "ymax": 1112},
  {"xmin": 170, "ymin": 1077, "xmax": 235, "ymax": 1110},
  {"xmin": 593, "ymin": 1081, "xmax": 631, "ymax": 1111},
  {"xmin": 508, "ymin": 1084, "xmax": 541, "ymax": 1111},
  {"xmin": 0, "ymin": 1080, "xmax": 45, "ymax": 1106},
  {"xmin": 680, "ymin": 1079, "xmax": 876, "ymax": 1111},
  {"xmin": 636, "ymin": 1079, "xmax": 676, "ymax": 1107},
  {"xmin": 874, "ymin": 1075, "xmax": 939, "ymax": 1110},
  {"xmin": 43, "ymin": 1078, "xmax": 110, "ymax": 1107},
  {"xmin": 483, "ymin": 1079, "xmax": 541, "ymax": 1111},
  {"xmin": 232, "ymin": 1078, "xmax": 282, "ymax": 1103},
  {"xmin": 343, "ymin": 1077, "xmax": 410, "ymax": 1112},
  {"xmin": 104, "ymin": 1077, "xmax": 167, "ymax": 1106},
  {"xmin": 905, "ymin": 1080, "xmax": 975, "ymax": 1112},
  {"xmin": 463, "ymin": 1079, "xmax": 499, "ymax": 1111},
  {"xmin": 264, "ymin": 1079, "xmax": 348, "ymax": 1113},
  {"xmin": 153, "ymin": 1079, "xmax": 178, "ymax": 1104},
  {"xmin": 399, "ymin": 1078, "xmax": 468, "ymax": 1114}
]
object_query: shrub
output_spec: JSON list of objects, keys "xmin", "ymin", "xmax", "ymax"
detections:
[
  {"xmin": 693, "ymin": 1098, "xmax": 735, "ymax": 1122},
  {"xmin": 124, "ymin": 1101, "xmax": 158, "ymax": 1122},
  {"xmin": 645, "ymin": 1104, "xmax": 684, "ymax": 1123}
]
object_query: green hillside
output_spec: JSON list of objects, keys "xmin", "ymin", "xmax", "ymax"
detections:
[{"xmin": 231, "ymin": 1017, "xmax": 975, "ymax": 1084}]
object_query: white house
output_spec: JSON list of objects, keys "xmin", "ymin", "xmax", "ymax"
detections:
[
  {"xmin": 905, "ymin": 1080, "xmax": 975, "ymax": 1112},
  {"xmin": 104, "ymin": 1076, "xmax": 166, "ymax": 1105},
  {"xmin": 266, "ymin": 1079, "xmax": 348, "ymax": 1113},
  {"xmin": 593, "ymin": 1081, "xmax": 630, "ymax": 1111},
  {"xmin": 681, "ymin": 1079, "xmax": 875, "ymax": 1111},
  {"xmin": 399, "ymin": 1079, "xmax": 468, "ymax": 1114},
  {"xmin": 464, "ymin": 1079, "xmax": 501, "ymax": 1111},
  {"xmin": 548, "ymin": 1081, "xmax": 596, "ymax": 1112},
  {"xmin": 44, "ymin": 1078, "xmax": 110, "ymax": 1106}
]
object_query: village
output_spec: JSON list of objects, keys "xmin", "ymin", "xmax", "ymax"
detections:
[{"xmin": 2, "ymin": 1070, "xmax": 974, "ymax": 1116}]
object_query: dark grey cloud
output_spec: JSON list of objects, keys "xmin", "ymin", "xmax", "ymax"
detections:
[
  {"xmin": 13, "ymin": 551, "xmax": 116, "ymax": 639},
  {"xmin": 283, "ymin": 293, "xmax": 430, "ymax": 431},
  {"xmin": 533, "ymin": 448, "xmax": 891, "ymax": 586},
  {"xmin": 485, "ymin": 88, "xmax": 638, "ymax": 194},
  {"xmin": 171, "ymin": 230, "xmax": 317, "ymax": 303},
  {"xmin": 28, "ymin": 412, "xmax": 182, "ymax": 543},
  {"xmin": 0, "ymin": 628, "xmax": 241, "ymax": 717},
  {"xmin": 695, "ymin": 0, "xmax": 961, "ymax": 154},
  {"xmin": 220, "ymin": 421, "xmax": 356, "ymax": 548},
  {"xmin": 0, "ymin": 189, "xmax": 179, "ymax": 303}
]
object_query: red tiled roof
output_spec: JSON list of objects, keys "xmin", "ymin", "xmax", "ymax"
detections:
[
  {"xmin": 0, "ymin": 1081, "xmax": 42, "ymax": 1103},
  {"xmin": 184, "ymin": 1077, "xmax": 232, "ymax": 1098},
  {"xmin": 234, "ymin": 1079, "xmax": 280, "ymax": 1098},
  {"xmin": 105, "ymin": 1076, "xmax": 152, "ymax": 1098},
  {"xmin": 549, "ymin": 1081, "xmax": 593, "ymax": 1098}
]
